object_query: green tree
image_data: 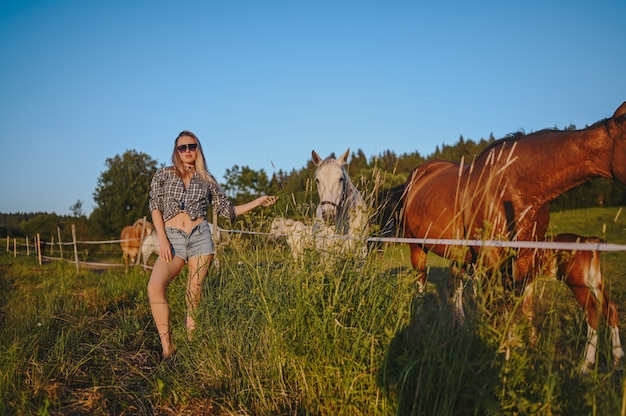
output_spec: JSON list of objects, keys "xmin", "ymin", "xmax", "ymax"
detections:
[
  {"xmin": 69, "ymin": 200, "xmax": 85, "ymax": 217},
  {"xmin": 90, "ymin": 150, "xmax": 158, "ymax": 237},
  {"xmin": 349, "ymin": 149, "xmax": 368, "ymax": 172},
  {"xmin": 223, "ymin": 165, "xmax": 271, "ymax": 204},
  {"xmin": 20, "ymin": 213, "xmax": 61, "ymax": 242}
]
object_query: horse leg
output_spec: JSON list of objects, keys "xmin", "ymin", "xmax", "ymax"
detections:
[
  {"xmin": 564, "ymin": 261, "xmax": 625, "ymax": 371},
  {"xmin": 595, "ymin": 286, "xmax": 624, "ymax": 368},
  {"xmin": 563, "ymin": 280, "xmax": 603, "ymax": 373},
  {"xmin": 587, "ymin": 252, "xmax": 625, "ymax": 367},
  {"xmin": 605, "ymin": 295, "xmax": 625, "ymax": 368},
  {"xmin": 521, "ymin": 280, "xmax": 538, "ymax": 346},
  {"xmin": 409, "ymin": 243, "xmax": 428, "ymax": 294},
  {"xmin": 449, "ymin": 263, "xmax": 465, "ymax": 326}
]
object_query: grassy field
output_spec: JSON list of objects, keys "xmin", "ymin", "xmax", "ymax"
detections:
[{"xmin": 1, "ymin": 207, "xmax": 626, "ymax": 415}]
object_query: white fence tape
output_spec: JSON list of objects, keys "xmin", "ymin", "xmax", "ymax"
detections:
[
  {"xmin": 369, "ymin": 237, "xmax": 626, "ymax": 252},
  {"xmin": 226, "ymin": 229, "xmax": 626, "ymax": 252},
  {"xmin": 11, "ymin": 228, "xmax": 626, "ymax": 256}
]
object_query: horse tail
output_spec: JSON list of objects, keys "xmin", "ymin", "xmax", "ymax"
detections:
[{"xmin": 376, "ymin": 183, "xmax": 407, "ymax": 239}]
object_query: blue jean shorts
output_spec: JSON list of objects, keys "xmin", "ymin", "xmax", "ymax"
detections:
[{"xmin": 165, "ymin": 221, "xmax": 215, "ymax": 261}]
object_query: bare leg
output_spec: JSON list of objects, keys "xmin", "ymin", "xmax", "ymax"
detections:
[
  {"xmin": 186, "ymin": 254, "xmax": 213, "ymax": 339},
  {"xmin": 147, "ymin": 256, "xmax": 185, "ymax": 358}
]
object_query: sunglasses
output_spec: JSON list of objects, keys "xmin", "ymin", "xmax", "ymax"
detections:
[{"xmin": 177, "ymin": 143, "xmax": 198, "ymax": 153}]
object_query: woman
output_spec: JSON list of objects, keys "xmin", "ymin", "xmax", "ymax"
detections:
[{"xmin": 147, "ymin": 130, "xmax": 276, "ymax": 358}]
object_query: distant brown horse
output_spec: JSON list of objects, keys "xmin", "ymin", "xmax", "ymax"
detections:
[
  {"xmin": 401, "ymin": 102, "xmax": 626, "ymax": 324},
  {"xmin": 120, "ymin": 218, "xmax": 154, "ymax": 269},
  {"xmin": 523, "ymin": 233, "xmax": 624, "ymax": 373}
]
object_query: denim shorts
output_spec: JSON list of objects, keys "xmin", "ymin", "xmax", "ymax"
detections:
[{"xmin": 165, "ymin": 221, "xmax": 215, "ymax": 261}]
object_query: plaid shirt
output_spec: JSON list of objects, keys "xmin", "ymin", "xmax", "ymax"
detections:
[{"xmin": 149, "ymin": 167, "xmax": 235, "ymax": 222}]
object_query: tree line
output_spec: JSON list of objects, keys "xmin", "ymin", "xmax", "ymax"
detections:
[{"xmin": 3, "ymin": 126, "xmax": 626, "ymax": 242}]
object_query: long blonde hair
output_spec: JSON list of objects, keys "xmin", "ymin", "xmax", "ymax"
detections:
[{"xmin": 172, "ymin": 130, "xmax": 221, "ymax": 189}]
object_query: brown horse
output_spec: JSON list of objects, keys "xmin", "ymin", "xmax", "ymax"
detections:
[
  {"xmin": 120, "ymin": 218, "xmax": 154, "ymax": 269},
  {"xmin": 523, "ymin": 233, "xmax": 624, "ymax": 373},
  {"xmin": 401, "ymin": 102, "xmax": 626, "ymax": 324}
]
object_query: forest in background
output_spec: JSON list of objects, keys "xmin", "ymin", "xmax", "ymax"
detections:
[{"xmin": 2, "ymin": 125, "xmax": 626, "ymax": 242}]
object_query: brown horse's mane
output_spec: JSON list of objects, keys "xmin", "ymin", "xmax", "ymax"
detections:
[
  {"xmin": 477, "ymin": 131, "xmax": 526, "ymax": 156},
  {"xmin": 477, "ymin": 115, "xmax": 614, "ymax": 158}
]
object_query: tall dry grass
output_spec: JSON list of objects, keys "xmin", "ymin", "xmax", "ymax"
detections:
[{"xmin": 0, "ymin": 206, "xmax": 625, "ymax": 414}]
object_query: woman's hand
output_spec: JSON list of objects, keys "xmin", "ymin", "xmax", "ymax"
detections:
[
  {"xmin": 158, "ymin": 236, "xmax": 172, "ymax": 263},
  {"xmin": 234, "ymin": 195, "xmax": 277, "ymax": 217},
  {"xmin": 257, "ymin": 195, "xmax": 277, "ymax": 207}
]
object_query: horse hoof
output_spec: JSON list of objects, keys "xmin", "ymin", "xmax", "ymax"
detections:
[{"xmin": 580, "ymin": 361, "xmax": 593, "ymax": 375}]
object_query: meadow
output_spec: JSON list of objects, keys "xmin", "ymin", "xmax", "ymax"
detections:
[{"xmin": 1, "ymin": 207, "xmax": 626, "ymax": 415}]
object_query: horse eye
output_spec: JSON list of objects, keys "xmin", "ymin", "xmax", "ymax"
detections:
[{"xmin": 339, "ymin": 178, "xmax": 344, "ymax": 183}]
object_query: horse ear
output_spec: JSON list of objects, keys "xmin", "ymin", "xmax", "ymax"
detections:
[
  {"xmin": 312, "ymin": 150, "xmax": 322, "ymax": 166},
  {"xmin": 338, "ymin": 149, "xmax": 350, "ymax": 165}
]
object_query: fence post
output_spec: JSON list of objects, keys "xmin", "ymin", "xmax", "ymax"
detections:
[
  {"xmin": 26, "ymin": 236, "xmax": 30, "ymax": 256},
  {"xmin": 57, "ymin": 227, "xmax": 64, "ymax": 259},
  {"xmin": 212, "ymin": 210, "xmax": 220, "ymax": 245},
  {"xmin": 212, "ymin": 210, "xmax": 220, "ymax": 270},
  {"xmin": 50, "ymin": 236, "xmax": 55, "ymax": 256},
  {"xmin": 72, "ymin": 224, "xmax": 79, "ymax": 272},
  {"xmin": 6, "ymin": 236, "xmax": 8, "ymax": 253},
  {"xmin": 13, "ymin": 239, "xmax": 17, "ymax": 257},
  {"xmin": 136, "ymin": 216, "xmax": 147, "ymax": 265},
  {"xmin": 37, "ymin": 233, "xmax": 42, "ymax": 266}
]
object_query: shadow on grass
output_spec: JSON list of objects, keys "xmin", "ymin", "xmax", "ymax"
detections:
[{"xmin": 378, "ymin": 267, "xmax": 501, "ymax": 416}]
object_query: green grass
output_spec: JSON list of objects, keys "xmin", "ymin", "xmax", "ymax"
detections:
[{"xmin": 1, "ymin": 207, "xmax": 625, "ymax": 415}]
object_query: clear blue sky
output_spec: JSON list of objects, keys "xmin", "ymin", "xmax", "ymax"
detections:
[{"xmin": 1, "ymin": 0, "xmax": 625, "ymax": 216}]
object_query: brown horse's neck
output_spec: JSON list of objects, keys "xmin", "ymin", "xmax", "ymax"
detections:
[{"xmin": 478, "ymin": 120, "xmax": 615, "ymax": 207}]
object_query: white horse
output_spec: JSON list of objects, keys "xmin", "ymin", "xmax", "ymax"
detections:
[
  {"xmin": 141, "ymin": 229, "xmax": 160, "ymax": 267},
  {"xmin": 141, "ymin": 223, "xmax": 221, "ymax": 268},
  {"xmin": 311, "ymin": 149, "xmax": 369, "ymax": 264},
  {"xmin": 268, "ymin": 217, "xmax": 313, "ymax": 263}
]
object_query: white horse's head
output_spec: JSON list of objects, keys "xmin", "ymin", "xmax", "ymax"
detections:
[{"xmin": 312, "ymin": 149, "xmax": 350, "ymax": 223}]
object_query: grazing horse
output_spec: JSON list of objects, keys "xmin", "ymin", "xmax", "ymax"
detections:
[
  {"xmin": 523, "ymin": 233, "xmax": 624, "ymax": 372},
  {"xmin": 141, "ymin": 229, "xmax": 160, "ymax": 267},
  {"xmin": 120, "ymin": 218, "xmax": 154, "ymax": 268},
  {"xmin": 401, "ymin": 102, "xmax": 626, "ymax": 324},
  {"xmin": 268, "ymin": 217, "xmax": 313, "ymax": 263},
  {"xmin": 311, "ymin": 149, "xmax": 370, "ymax": 264}
]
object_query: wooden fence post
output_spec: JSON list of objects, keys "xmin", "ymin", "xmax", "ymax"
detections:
[
  {"xmin": 136, "ymin": 216, "xmax": 147, "ymax": 265},
  {"xmin": 212, "ymin": 210, "xmax": 220, "ymax": 245},
  {"xmin": 37, "ymin": 233, "xmax": 42, "ymax": 266},
  {"xmin": 6, "ymin": 236, "xmax": 8, "ymax": 253},
  {"xmin": 26, "ymin": 236, "xmax": 29, "ymax": 256},
  {"xmin": 212, "ymin": 210, "xmax": 220, "ymax": 270},
  {"xmin": 57, "ymin": 227, "xmax": 64, "ymax": 259},
  {"xmin": 50, "ymin": 236, "xmax": 55, "ymax": 256},
  {"xmin": 72, "ymin": 224, "xmax": 79, "ymax": 272},
  {"xmin": 13, "ymin": 239, "xmax": 17, "ymax": 257}
]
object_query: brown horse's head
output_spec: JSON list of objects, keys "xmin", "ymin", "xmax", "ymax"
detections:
[{"xmin": 608, "ymin": 102, "xmax": 626, "ymax": 184}]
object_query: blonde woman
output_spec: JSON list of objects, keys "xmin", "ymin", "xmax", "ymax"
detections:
[{"xmin": 147, "ymin": 130, "xmax": 276, "ymax": 358}]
